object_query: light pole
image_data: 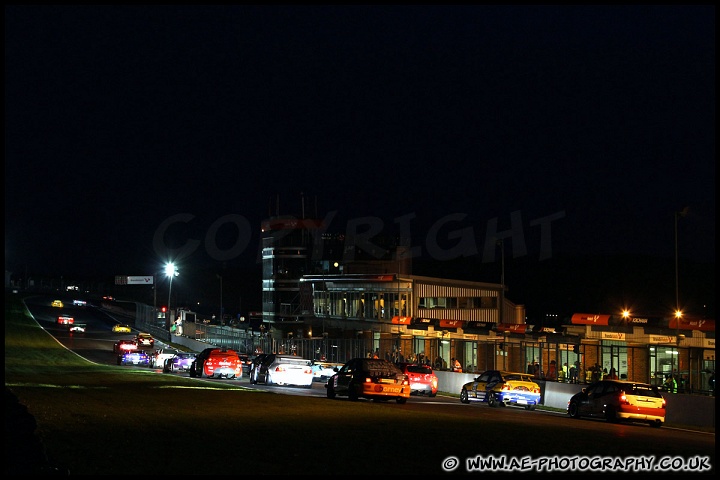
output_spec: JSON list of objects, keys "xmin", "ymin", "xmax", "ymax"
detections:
[
  {"xmin": 497, "ymin": 239, "xmax": 505, "ymax": 325},
  {"xmin": 218, "ymin": 274, "xmax": 223, "ymax": 326},
  {"xmin": 322, "ymin": 331, "xmax": 329, "ymax": 360},
  {"xmin": 165, "ymin": 263, "xmax": 178, "ymax": 330},
  {"xmin": 153, "ymin": 274, "xmax": 157, "ymax": 325},
  {"xmin": 674, "ymin": 207, "xmax": 688, "ymax": 377}
]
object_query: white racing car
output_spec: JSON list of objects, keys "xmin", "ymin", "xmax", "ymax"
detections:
[{"xmin": 148, "ymin": 348, "xmax": 179, "ymax": 368}]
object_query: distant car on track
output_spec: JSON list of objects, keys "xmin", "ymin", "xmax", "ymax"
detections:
[
  {"xmin": 190, "ymin": 347, "xmax": 243, "ymax": 379},
  {"xmin": 238, "ymin": 353, "xmax": 253, "ymax": 376},
  {"xmin": 148, "ymin": 348, "xmax": 178, "ymax": 368},
  {"xmin": 326, "ymin": 358, "xmax": 411, "ymax": 403},
  {"xmin": 460, "ymin": 370, "xmax": 541, "ymax": 409},
  {"xmin": 567, "ymin": 379, "xmax": 666, "ymax": 427},
  {"xmin": 163, "ymin": 352, "xmax": 198, "ymax": 373},
  {"xmin": 51, "ymin": 300, "xmax": 64, "ymax": 308},
  {"xmin": 118, "ymin": 350, "xmax": 150, "ymax": 366},
  {"xmin": 248, "ymin": 354, "xmax": 270, "ymax": 383},
  {"xmin": 396, "ymin": 362, "xmax": 438, "ymax": 397},
  {"xmin": 113, "ymin": 339, "xmax": 138, "ymax": 354},
  {"xmin": 57, "ymin": 315, "xmax": 74, "ymax": 325},
  {"xmin": 311, "ymin": 361, "xmax": 344, "ymax": 382},
  {"xmin": 112, "ymin": 324, "xmax": 132, "ymax": 333},
  {"xmin": 251, "ymin": 354, "xmax": 314, "ymax": 387},
  {"xmin": 135, "ymin": 332, "xmax": 155, "ymax": 348},
  {"xmin": 68, "ymin": 323, "xmax": 86, "ymax": 333}
]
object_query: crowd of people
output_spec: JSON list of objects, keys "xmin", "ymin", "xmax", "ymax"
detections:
[
  {"xmin": 368, "ymin": 348, "xmax": 466, "ymax": 372},
  {"xmin": 524, "ymin": 360, "xmax": 621, "ymax": 384},
  {"xmin": 373, "ymin": 348, "xmax": 436, "ymax": 367},
  {"xmin": 368, "ymin": 349, "xmax": 715, "ymax": 395}
]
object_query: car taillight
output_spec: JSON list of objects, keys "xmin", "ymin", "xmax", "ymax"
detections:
[
  {"xmin": 619, "ymin": 393, "xmax": 630, "ymax": 404},
  {"xmin": 275, "ymin": 366, "xmax": 285, "ymax": 372}
]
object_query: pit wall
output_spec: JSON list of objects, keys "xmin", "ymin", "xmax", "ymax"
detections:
[
  {"xmin": 169, "ymin": 333, "xmax": 714, "ymax": 430},
  {"xmin": 436, "ymin": 371, "xmax": 715, "ymax": 430}
]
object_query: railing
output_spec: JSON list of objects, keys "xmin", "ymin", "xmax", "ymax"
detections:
[
  {"xmin": 131, "ymin": 303, "xmax": 374, "ymax": 360},
  {"xmin": 181, "ymin": 320, "xmax": 375, "ymax": 362}
]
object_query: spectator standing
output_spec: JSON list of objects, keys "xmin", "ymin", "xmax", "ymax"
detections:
[
  {"xmin": 545, "ymin": 360, "xmax": 558, "ymax": 381},
  {"xmin": 569, "ymin": 362, "xmax": 579, "ymax": 384},
  {"xmin": 664, "ymin": 374, "xmax": 678, "ymax": 393},
  {"xmin": 451, "ymin": 358, "xmax": 462, "ymax": 372}
]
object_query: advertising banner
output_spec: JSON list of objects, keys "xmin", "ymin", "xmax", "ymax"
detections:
[{"xmin": 127, "ymin": 276, "xmax": 154, "ymax": 285}]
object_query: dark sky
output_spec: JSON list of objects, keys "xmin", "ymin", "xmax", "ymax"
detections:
[{"xmin": 4, "ymin": 6, "xmax": 715, "ymax": 316}]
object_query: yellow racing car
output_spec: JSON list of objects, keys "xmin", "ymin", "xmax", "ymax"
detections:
[
  {"xmin": 460, "ymin": 370, "xmax": 541, "ymax": 410},
  {"xmin": 112, "ymin": 324, "xmax": 132, "ymax": 333}
]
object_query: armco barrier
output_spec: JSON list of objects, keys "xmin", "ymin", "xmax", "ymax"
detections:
[{"xmin": 435, "ymin": 371, "xmax": 715, "ymax": 430}]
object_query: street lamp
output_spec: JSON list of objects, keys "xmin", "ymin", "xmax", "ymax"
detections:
[
  {"xmin": 497, "ymin": 239, "xmax": 505, "ymax": 325},
  {"xmin": 153, "ymin": 273, "xmax": 157, "ymax": 324},
  {"xmin": 322, "ymin": 331, "xmax": 329, "ymax": 360},
  {"xmin": 217, "ymin": 274, "xmax": 223, "ymax": 326},
  {"xmin": 674, "ymin": 207, "xmax": 688, "ymax": 376},
  {"xmin": 165, "ymin": 263, "xmax": 178, "ymax": 329}
]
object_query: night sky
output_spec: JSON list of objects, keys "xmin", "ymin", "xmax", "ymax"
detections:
[{"xmin": 5, "ymin": 6, "xmax": 715, "ymax": 318}]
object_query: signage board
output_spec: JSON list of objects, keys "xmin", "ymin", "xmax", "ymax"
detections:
[
  {"xmin": 601, "ymin": 331, "xmax": 626, "ymax": 341},
  {"xmin": 127, "ymin": 276, "xmax": 154, "ymax": 285},
  {"xmin": 648, "ymin": 335, "xmax": 674, "ymax": 344}
]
